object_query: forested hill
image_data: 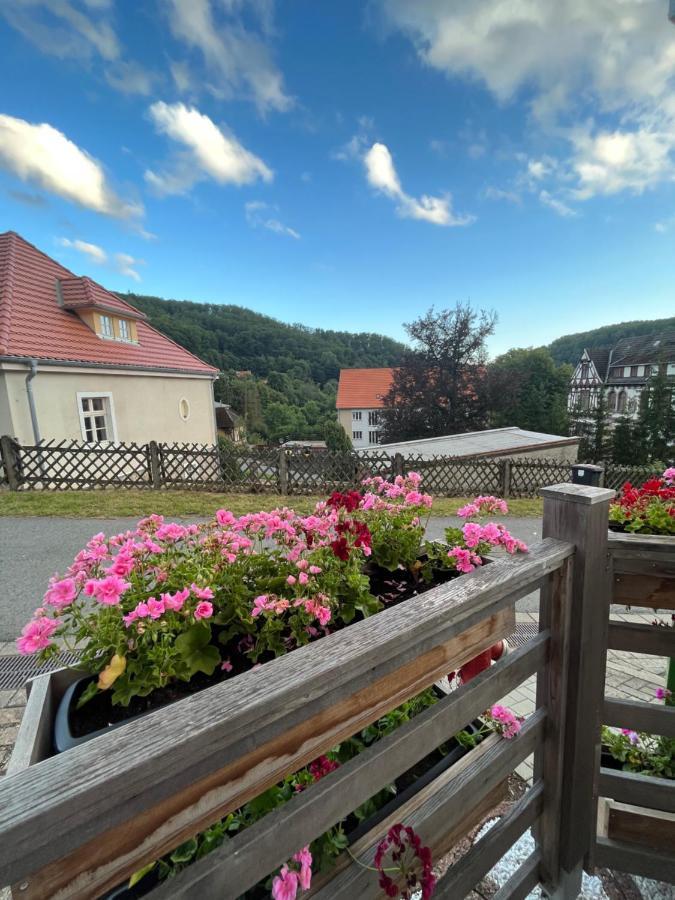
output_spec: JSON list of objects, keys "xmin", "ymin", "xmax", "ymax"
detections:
[
  {"xmin": 122, "ymin": 293, "xmax": 405, "ymax": 385},
  {"xmin": 548, "ymin": 316, "xmax": 675, "ymax": 365}
]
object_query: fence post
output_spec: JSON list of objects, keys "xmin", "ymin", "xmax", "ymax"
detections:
[
  {"xmin": 147, "ymin": 441, "xmax": 162, "ymax": 489},
  {"xmin": 500, "ymin": 458, "xmax": 511, "ymax": 498},
  {"xmin": 278, "ymin": 449, "xmax": 288, "ymax": 495},
  {"xmin": 537, "ymin": 483, "xmax": 614, "ymax": 897},
  {"xmin": 392, "ymin": 452, "xmax": 404, "ymax": 479},
  {"xmin": 0, "ymin": 435, "xmax": 21, "ymax": 491}
]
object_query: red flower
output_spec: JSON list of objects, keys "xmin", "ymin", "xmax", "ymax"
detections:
[
  {"xmin": 374, "ymin": 824, "xmax": 435, "ymax": 900},
  {"xmin": 327, "ymin": 491, "xmax": 361, "ymax": 512},
  {"xmin": 308, "ymin": 755, "xmax": 340, "ymax": 781},
  {"xmin": 330, "ymin": 537, "xmax": 350, "ymax": 561}
]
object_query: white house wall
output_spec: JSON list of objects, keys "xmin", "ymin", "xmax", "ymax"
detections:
[{"xmin": 0, "ymin": 365, "xmax": 216, "ymax": 445}]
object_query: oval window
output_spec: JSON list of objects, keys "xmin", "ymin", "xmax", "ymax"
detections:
[{"xmin": 179, "ymin": 398, "xmax": 190, "ymax": 421}]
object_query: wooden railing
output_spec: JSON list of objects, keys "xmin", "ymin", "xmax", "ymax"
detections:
[
  {"xmin": 3, "ymin": 483, "xmax": 670, "ymax": 898},
  {"xmin": 592, "ymin": 531, "xmax": 675, "ymax": 883}
]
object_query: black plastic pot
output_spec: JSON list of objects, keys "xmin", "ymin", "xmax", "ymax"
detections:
[
  {"xmin": 53, "ymin": 676, "xmax": 153, "ymax": 754},
  {"xmin": 344, "ymin": 718, "xmax": 483, "ymax": 846}
]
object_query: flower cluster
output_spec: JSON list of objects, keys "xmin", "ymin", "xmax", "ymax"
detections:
[
  {"xmin": 374, "ymin": 823, "xmax": 435, "ymax": 900},
  {"xmin": 487, "ymin": 704, "xmax": 523, "ymax": 740},
  {"xmin": 609, "ymin": 468, "xmax": 675, "ymax": 536},
  {"xmin": 272, "ymin": 847, "xmax": 313, "ymax": 900},
  {"xmin": 457, "ymin": 495, "xmax": 509, "ymax": 519},
  {"xmin": 17, "ymin": 473, "xmax": 440, "ymax": 707}
]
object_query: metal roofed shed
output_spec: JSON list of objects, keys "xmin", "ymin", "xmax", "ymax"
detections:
[{"xmin": 361, "ymin": 427, "xmax": 580, "ymax": 461}]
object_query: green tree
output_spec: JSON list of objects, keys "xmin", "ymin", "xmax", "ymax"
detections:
[
  {"xmin": 380, "ymin": 304, "xmax": 496, "ymax": 443},
  {"xmin": 611, "ymin": 415, "xmax": 639, "ymax": 464},
  {"xmin": 487, "ymin": 348, "xmax": 572, "ymax": 434},
  {"xmin": 323, "ymin": 419, "xmax": 352, "ymax": 453},
  {"xmin": 640, "ymin": 360, "xmax": 673, "ymax": 462}
]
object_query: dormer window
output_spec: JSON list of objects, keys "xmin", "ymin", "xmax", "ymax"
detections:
[
  {"xmin": 100, "ymin": 315, "xmax": 114, "ymax": 338},
  {"xmin": 118, "ymin": 319, "xmax": 131, "ymax": 341}
]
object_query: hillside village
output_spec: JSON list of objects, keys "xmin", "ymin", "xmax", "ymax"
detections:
[{"xmin": 1, "ymin": 5, "xmax": 675, "ymax": 900}]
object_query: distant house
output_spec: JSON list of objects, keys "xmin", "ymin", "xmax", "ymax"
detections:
[
  {"xmin": 569, "ymin": 333, "xmax": 675, "ymax": 421},
  {"xmin": 358, "ymin": 426, "xmax": 579, "ymax": 461},
  {"xmin": 0, "ymin": 232, "xmax": 218, "ymax": 445},
  {"xmin": 214, "ymin": 402, "xmax": 243, "ymax": 442},
  {"xmin": 336, "ymin": 367, "xmax": 393, "ymax": 449}
]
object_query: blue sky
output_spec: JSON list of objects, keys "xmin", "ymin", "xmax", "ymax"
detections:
[{"xmin": 1, "ymin": 1, "xmax": 674, "ymax": 356}]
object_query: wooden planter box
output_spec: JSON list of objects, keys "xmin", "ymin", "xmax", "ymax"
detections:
[
  {"xmin": 5, "ymin": 553, "xmax": 524, "ymax": 899},
  {"xmin": 598, "ymin": 796, "xmax": 675, "ymax": 854},
  {"xmin": 600, "ymin": 530, "xmax": 675, "ymax": 864}
]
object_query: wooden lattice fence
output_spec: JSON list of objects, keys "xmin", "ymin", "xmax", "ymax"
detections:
[{"xmin": 0, "ymin": 434, "xmax": 666, "ymax": 498}]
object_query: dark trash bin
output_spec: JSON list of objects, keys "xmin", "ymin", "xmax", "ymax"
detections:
[{"xmin": 571, "ymin": 463, "xmax": 603, "ymax": 487}]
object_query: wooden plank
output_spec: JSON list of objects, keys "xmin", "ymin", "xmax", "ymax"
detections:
[
  {"xmin": 540, "ymin": 484, "xmax": 615, "ymax": 877},
  {"xmin": 607, "ymin": 620, "xmax": 675, "ymax": 656},
  {"xmin": 433, "ymin": 781, "xmax": 544, "ymax": 899},
  {"xmin": 144, "ymin": 635, "xmax": 548, "ymax": 900},
  {"xmin": 608, "ymin": 531, "xmax": 675, "ymax": 556},
  {"xmin": 612, "ymin": 572, "xmax": 675, "ymax": 610},
  {"xmin": 611, "ymin": 555, "xmax": 675, "ymax": 579},
  {"xmin": 305, "ymin": 756, "xmax": 508, "ymax": 899},
  {"xmin": 605, "ymin": 799, "xmax": 675, "ymax": 853},
  {"xmin": 603, "ymin": 697, "xmax": 675, "ymax": 738},
  {"xmin": 309, "ymin": 710, "xmax": 546, "ymax": 899},
  {"xmin": 533, "ymin": 555, "xmax": 573, "ymax": 889},
  {"xmin": 594, "ymin": 835, "xmax": 675, "ymax": 883},
  {"xmin": 9, "ymin": 606, "xmax": 515, "ymax": 900},
  {"xmin": 0, "ymin": 538, "xmax": 570, "ymax": 892},
  {"xmin": 492, "ymin": 850, "xmax": 541, "ymax": 900},
  {"xmin": 599, "ymin": 767, "xmax": 675, "ymax": 813}
]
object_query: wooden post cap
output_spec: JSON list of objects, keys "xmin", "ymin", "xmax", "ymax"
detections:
[{"xmin": 540, "ymin": 484, "xmax": 615, "ymax": 505}]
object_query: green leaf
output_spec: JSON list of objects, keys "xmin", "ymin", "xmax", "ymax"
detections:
[
  {"xmin": 129, "ymin": 861, "xmax": 157, "ymax": 888},
  {"xmin": 169, "ymin": 838, "xmax": 198, "ymax": 864},
  {"xmin": 175, "ymin": 623, "xmax": 211, "ymax": 655}
]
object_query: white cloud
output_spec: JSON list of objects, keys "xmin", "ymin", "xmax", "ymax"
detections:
[
  {"xmin": 1, "ymin": 0, "xmax": 119, "ymax": 61},
  {"xmin": 146, "ymin": 102, "xmax": 273, "ymax": 196},
  {"xmin": 165, "ymin": 0, "xmax": 291, "ymax": 113},
  {"xmin": 59, "ymin": 237, "xmax": 107, "ymax": 264},
  {"xmin": 0, "ymin": 114, "xmax": 142, "ymax": 218},
  {"xmin": 245, "ymin": 201, "xmax": 300, "ymax": 239},
  {"xmin": 363, "ymin": 142, "xmax": 474, "ymax": 227},
  {"xmin": 377, "ymin": 1, "xmax": 675, "ymax": 200},
  {"xmin": 105, "ymin": 60, "xmax": 156, "ymax": 96},
  {"xmin": 58, "ymin": 237, "xmax": 143, "ymax": 281},
  {"xmin": 539, "ymin": 190, "xmax": 577, "ymax": 218},
  {"xmin": 570, "ymin": 127, "xmax": 675, "ymax": 198},
  {"xmin": 114, "ymin": 252, "xmax": 143, "ymax": 282},
  {"xmin": 484, "ymin": 186, "xmax": 521, "ymax": 205}
]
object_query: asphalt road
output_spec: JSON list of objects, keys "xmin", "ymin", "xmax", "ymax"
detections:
[{"xmin": 0, "ymin": 515, "xmax": 542, "ymax": 641}]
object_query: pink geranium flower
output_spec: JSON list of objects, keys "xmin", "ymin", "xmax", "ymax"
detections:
[
  {"xmin": 146, "ymin": 597, "xmax": 165, "ymax": 619},
  {"xmin": 162, "ymin": 588, "xmax": 190, "ymax": 611},
  {"xmin": 44, "ymin": 577, "xmax": 77, "ymax": 609},
  {"xmin": 190, "ymin": 584, "xmax": 214, "ymax": 600},
  {"xmin": 194, "ymin": 600, "xmax": 213, "ymax": 620},
  {"xmin": 272, "ymin": 865, "xmax": 298, "ymax": 900},
  {"xmin": 17, "ymin": 617, "xmax": 60, "ymax": 654},
  {"xmin": 90, "ymin": 574, "xmax": 131, "ymax": 606}
]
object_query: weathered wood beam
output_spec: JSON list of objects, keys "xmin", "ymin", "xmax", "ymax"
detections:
[
  {"xmin": 594, "ymin": 836, "xmax": 675, "ymax": 883},
  {"xmin": 607, "ymin": 620, "xmax": 675, "ymax": 656},
  {"xmin": 603, "ymin": 697, "xmax": 675, "ymax": 738},
  {"xmin": 309, "ymin": 709, "xmax": 546, "ymax": 899},
  {"xmin": 492, "ymin": 851, "xmax": 542, "ymax": 900},
  {"xmin": 599, "ymin": 767, "xmax": 675, "ymax": 814},
  {"xmin": 0, "ymin": 538, "xmax": 569, "ymax": 893},
  {"xmin": 145, "ymin": 634, "xmax": 548, "ymax": 900},
  {"xmin": 433, "ymin": 781, "xmax": 544, "ymax": 899}
]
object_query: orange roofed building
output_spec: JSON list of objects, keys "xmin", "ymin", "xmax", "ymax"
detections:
[
  {"xmin": 336, "ymin": 367, "xmax": 394, "ymax": 448},
  {"xmin": 0, "ymin": 232, "xmax": 218, "ymax": 445}
]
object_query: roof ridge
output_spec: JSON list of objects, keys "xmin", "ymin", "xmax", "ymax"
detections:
[{"xmin": 0, "ymin": 232, "xmax": 18, "ymax": 355}]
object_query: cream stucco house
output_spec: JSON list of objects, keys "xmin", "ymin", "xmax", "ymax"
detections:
[{"xmin": 0, "ymin": 232, "xmax": 218, "ymax": 446}]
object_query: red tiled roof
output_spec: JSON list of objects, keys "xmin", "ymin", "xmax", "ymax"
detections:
[
  {"xmin": 336, "ymin": 367, "xmax": 394, "ymax": 409},
  {"xmin": 0, "ymin": 232, "xmax": 217, "ymax": 375}
]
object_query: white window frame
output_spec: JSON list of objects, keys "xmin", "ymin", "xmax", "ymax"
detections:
[
  {"xmin": 352, "ymin": 410, "xmax": 362, "ymax": 421},
  {"xmin": 118, "ymin": 319, "xmax": 131, "ymax": 342},
  {"xmin": 637, "ymin": 365, "xmax": 645, "ymax": 376},
  {"xmin": 99, "ymin": 315, "xmax": 114, "ymax": 339},
  {"xmin": 667, "ymin": 364, "xmax": 675, "ymax": 376},
  {"xmin": 368, "ymin": 431, "xmax": 380, "ymax": 444},
  {"xmin": 352, "ymin": 430, "xmax": 362, "ymax": 440},
  {"xmin": 77, "ymin": 392, "xmax": 118, "ymax": 443},
  {"xmin": 623, "ymin": 366, "xmax": 631, "ymax": 377}
]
